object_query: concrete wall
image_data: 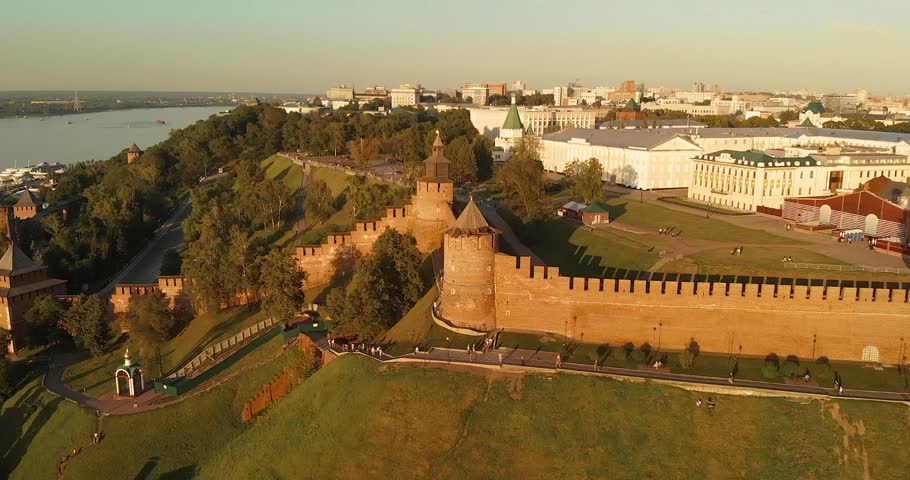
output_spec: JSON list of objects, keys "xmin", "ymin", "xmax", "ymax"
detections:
[{"xmin": 492, "ymin": 254, "xmax": 910, "ymax": 363}]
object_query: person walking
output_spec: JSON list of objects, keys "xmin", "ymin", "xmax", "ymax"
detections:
[
  {"xmin": 556, "ymin": 354, "xmax": 562, "ymax": 369},
  {"xmin": 498, "ymin": 353, "xmax": 503, "ymax": 367}
]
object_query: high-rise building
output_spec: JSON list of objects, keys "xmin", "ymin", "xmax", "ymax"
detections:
[
  {"xmin": 485, "ymin": 83, "xmax": 507, "ymax": 97},
  {"xmin": 693, "ymin": 82, "xmax": 706, "ymax": 93},
  {"xmin": 510, "ymin": 80, "xmax": 526, "ymax": 92},
  {"xmin": 619, "ymin": 80, "xmax": 637, "ymax": 93}
]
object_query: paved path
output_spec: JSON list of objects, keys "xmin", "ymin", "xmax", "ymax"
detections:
[
  {"xmin": 462, "ymin": 194, "xmax": 543, "ymax": 265},
  {"xmin": 318, "ymin": 336, "xmax": 910, "ymax": 404},
  {"xmin": 98, "ymin": 172, "xmax": 227, "ymax": 296}
]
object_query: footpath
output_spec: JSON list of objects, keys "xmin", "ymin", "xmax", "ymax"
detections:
[{"xmin": 318, "ymin": 336, "xmax": 910, "ymax": 404}]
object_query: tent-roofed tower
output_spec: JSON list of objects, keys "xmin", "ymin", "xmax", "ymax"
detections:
[
  {"xmin": 127, "ymin": 143, "xmax": 143, "ymax": 164},
  {"xmin": 494, "ymin": 95, "xmax": 526, "ymax": 163},
  {"xmin": 409, "ymin": 131, "xmax": 455, "ymax": 252},
  {"xmin": 438, "ymin": 197, "xmax": 500, "ymax": 331},
  {"xmin": 0, "ymin": 244, "xmax": 67, "ymax": 351},
  {"xmin": 13, "ymin": 189, "xmax": 41, "ymax": 220}
]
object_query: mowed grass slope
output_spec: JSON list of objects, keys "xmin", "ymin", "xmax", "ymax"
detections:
[
  {"xmin": 64, "ymin": 305, "xmax": 267, "ymax": 397},
  {"xmin": 196, "ymin": 355, "xmax": 910, "ymax": 480},
  {"xmin": 0, "ymin": 377, "xmax": 96, "ymax": 480}
]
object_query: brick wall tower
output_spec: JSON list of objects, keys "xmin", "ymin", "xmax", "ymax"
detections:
[
  {"xmin": 439, "ymin": 197, "xmax": 499, "ymax": 331},
  {"xmin": 127, "ymin": 143, "xmax": 143, "ymax": 164},
  {"xmin": 409, "ymin": 131, "xmax": 455, "ymax": 252}
]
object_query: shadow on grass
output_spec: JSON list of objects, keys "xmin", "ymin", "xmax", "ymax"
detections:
[{"xmin": 0, "ymin": 387, "xmax": 66, "ymax": 477}]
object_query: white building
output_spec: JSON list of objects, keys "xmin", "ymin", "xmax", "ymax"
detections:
[
  {"xmin": 391, "ymin": 84, "xmax": 421, "ymax": 108},
  {"xmin": 326, "ymin": 85, "xmax": 354, "ymax": 101},
  {"xmin": 540, "ymin": 129, "xmax": 702, "ymax": 189},
  {"xmin": 469, "ymin": 106, "xmax": 596, "ymax": 138},
  {"xmin": 493, "ymin": 97, "xmax": 525, "ymax": 163},
  {"xmin": 689, "ymin": 148, "xmax": 910, "ymax": 211},
  {"xmin": 539, "ymin": 127, "xmax": 910, "ymax": 191},
  {"xmin": 461, "ymin": 84, "xmax": 489, "ymax": 105}
]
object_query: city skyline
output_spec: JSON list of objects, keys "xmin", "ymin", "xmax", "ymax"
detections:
[{"xmin": 1, "ymin": 0, "xmax": 907, "ymax": 95}]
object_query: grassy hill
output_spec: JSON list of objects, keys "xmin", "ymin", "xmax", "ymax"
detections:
[{"xmin": 194, "ymin": 355, "xmax": 910, "ymax": 480}]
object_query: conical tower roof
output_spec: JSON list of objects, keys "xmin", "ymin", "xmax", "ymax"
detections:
[
  {"xmin": 502, "ymin": 96, "xmax": 523, "ymax": 130},
  {"xmin": 805, "ymin": 101, "xmax": 825, "ymax": 114},
  {"xmin": 15, "ymin": 189, "xmax": 38, "ymax": 207},
  {"xmin": 623, "ymin": 98, "xmax": 640, "ymax": 111},
  {"xmin": 0, "ymin": 243, "xmax": 36, "ymax": 273},
  {"xmin": 128, "ymin": 143, "xmax": 142, "ymax": 153},
  {"xmin": 799, "ymin": 117, "xmax": 815, "ymax": 127},
  {"xmin": 449, "ymin": 197, "xmax": 496, "ymax": 236}
]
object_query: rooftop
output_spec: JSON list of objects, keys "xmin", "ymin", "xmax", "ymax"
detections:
[
  {"xmin": 695, "ymin": 150, "xmax": 818, "ymax": 168},
  {"xmin": 543, "ymin": 128, "xmax": 701, "ymax": 150},
  {"xmin": 449, "ymin": 197, "xmax": 495, "ymax": 236}
]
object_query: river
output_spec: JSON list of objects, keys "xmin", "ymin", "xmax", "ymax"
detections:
[{"xmin": 0, "ymin": 106, "xmax": 229, "ymax": 168}]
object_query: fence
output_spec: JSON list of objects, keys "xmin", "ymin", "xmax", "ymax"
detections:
[
  {"xmin": 783, "ymin": 262, "xmax": 910, "ymax": 275},
  {"xmin": 241, "ymin": 370, "xmax": 293, "ymax": 422},
  {"xmin": 168, "ymin": 316, "xmax": 277, "ymax": 379},
  {"xmin": 874, "ymin": 239, "xmax": 910, "ymax": 256},
  {"xmin": 756, "ymin": 205, "xmax": 783, "ymax": 217}
]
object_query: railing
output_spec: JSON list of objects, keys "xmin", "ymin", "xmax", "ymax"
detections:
[
  {"xmin": 168, "ymin": 316, "xmax": 277, "ymax": 379},
  {"xmin": 783, "ymin": 262, "xmax": 910, "ymax": 275}
]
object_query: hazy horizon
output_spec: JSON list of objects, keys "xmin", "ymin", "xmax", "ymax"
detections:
[{"xmin": 2, "ymin": 0, "xmax": 908, "ymax": 96}]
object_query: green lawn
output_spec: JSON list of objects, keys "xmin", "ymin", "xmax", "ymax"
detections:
[
  {"xmin": 63, "ymin": 305, "xmax": 267, "ymax": 397},
  {"xmin": 0, "ymin": 377, "xmax": 96, "ymax": 480},
  {"xmin": 194, "ymin": 354, "xmax": 910, "ymax": 479},
  {"xmin": 381, "ymin": 286, "xmax": 483, "ymax": 356},
  {"xmin": 527, "ymin": 218, "xmax": 673, "ymax": 275},
  {"xmin": 662, "ymin": 246, "xmax": 910, "ymax": 281},
  {"xmin": 594, "ymin": 194, "xmax": 798, "ymax": 244}
]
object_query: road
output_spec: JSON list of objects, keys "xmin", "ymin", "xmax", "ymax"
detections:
[
  {"xmin": 98, "ymin": 172, "xmax": 226, "ymax": 296},
  {"xmin": 317, "ymin": 336, "xmax": 910, "ymax": 404}
]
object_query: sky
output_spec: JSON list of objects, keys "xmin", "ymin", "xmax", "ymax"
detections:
[{"xmin": 1, "ymin": 0, "xmax": 908, "ymax": 95}]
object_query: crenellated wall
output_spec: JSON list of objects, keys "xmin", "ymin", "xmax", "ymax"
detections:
[
  {"xmin": 492, "ymin": 254, "xmax": 910, "ymax": 363},
  {"xmin": 294, "ymin": 186, "xmax": 454, "ymax": 288}
]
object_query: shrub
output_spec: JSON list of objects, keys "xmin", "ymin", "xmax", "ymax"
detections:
[
  {"xmin": 678, "ymin": 349, "xmax": 696, "ymax": 369},
  {"xmin": 781, "ymin": 355, "xmax": 800, "ymax": 378},
  {"xmin": 629, "ymin": 349, "xmax": 646, "ymax": 363}
]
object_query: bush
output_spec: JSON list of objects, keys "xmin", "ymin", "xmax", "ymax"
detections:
[
  {"xmin": 678, "ymin": 349, "xmax": 696, "ymax": 369},
  {"xmin": 629, "ymin": 349, "xmax": 646, "ymax": 364},
  {"xmin": 781, "ymin": 355, "xmax": 800, "ymax": 378}
]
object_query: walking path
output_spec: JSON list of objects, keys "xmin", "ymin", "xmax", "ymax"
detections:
[{"xmin": 318, "ymin": 336, "xmax": 910, "ymax": 404}]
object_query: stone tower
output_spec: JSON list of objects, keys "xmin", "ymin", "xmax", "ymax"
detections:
[
  {"xmin": 409, "ymin": 131, "xmax": 454, "ymax": 252},
  {"xmin": 439, "ymin": 197, "xmax": 499, "ymax": 331},
  {"xmin": 127, "ymin": 143, "xmax": 143, "ymax": 164}
]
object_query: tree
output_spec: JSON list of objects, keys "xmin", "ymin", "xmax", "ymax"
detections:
[
  {"xmin": 60, "ymin": 295, "xmax": 112, "ymax": 357},
  {"xmin": 128, "ymin": 291, "xmax": 175, "ymax": 376},
  {"xmin": 496, "ymin": 137, "xmax": 547, "ymax": 222},
  {"xmin": 348, "ymin": 137, "xmax": 380, "ymax": 167},
  {"xmin": 160, "ymin": 248, "xmax": 182, "ymax": 276},
  {"xmin": 445, "ymin": 136, "xmax": 478, "ymax": 183},
  {"xmin": 564, "ymin": 158, "xmax": 605, "ymax": 204},
  {"xmin": 182, "ymin": 206, "xmax": 233, "ymax": 313},
  {"xmin": 330, "ymin": 230, "xmax": 423, "ymax": 339},
  {"xmin": 256, "ymin": 177, "xmax": 291, "ymax": 230},
  {"xmin": 303, "ymin": 179, "xmax": 335, "ymax": 224},
  {"xmin": 24, "ymin": 295, "xmax": 69, "ymax": 347},
  {"xmin": 258, "ymin": 250, "xmax": 306, "ymax": 326}
]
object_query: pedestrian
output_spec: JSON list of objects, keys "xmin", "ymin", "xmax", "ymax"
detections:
[
  {"xmin": 839, "ymin": 385, "xmax": 844, "ymax": 395},
  {"xmin": 593, "ymin": 359, "xmax": 599, "ymax": 372},
  {"xmin": 696, "ymin": 398, "xmax": 702, "ymax": 407},
  {"xmin": 498, "ymin": 353, "xmax": 503, "ymax": 366},
  {"xmin": 133, "ymin": 401, "xmax": 137, "ymax": 409},
  {"xmin": 556, "ymin": 354, "xmax": 562, "ymax": 369},
  {"xmin": 520, "ymin": 355, "xmax": 525, "ymax": 366},
  {"xmin": 415, "ymin": 346, "xmax": 419, "ymax": 355},
  {"xmin": 728, "ymin": 373, "xmax": 734, "ymax": 384}
]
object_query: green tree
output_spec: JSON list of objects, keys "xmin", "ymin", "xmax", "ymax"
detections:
[
  {"xmin": 60, "ymin": 295, "xmax": 112, "ymax": 357},
  {"xmin": 258, "ymin": 250, "xmax": 306, "ymax": 326},
  {"xmin": 160, "ymin": 248, "xmax": 182, "ymax": 276},
  {"xmin": 496, "ymin": 137, "xmax": 547, "ymax": 222},
  {"xmin": 348, "ymin": 137, "xmax": 381, "ymax": 167},
  {"xmin": 128, "ymin": 291, "xmax": 175, "ymax": 376},
  {"xmin": 256, "ymin": 177, "xmax": 291, "ymax": 230},
  {"xmin": 182, "ymin": 207, "xmax": 232, "ymax": 313},
  {"xmin": 304, "ymin": 179, "xmax": 335, "ymax": 224},
  {"xmin": 445, "ymin": 136, "xmax": 478, "ymax": 183},
  {"xmin": 564, "ymin": 158, "xmax": 605, "ymax": 204},
  {"xmin": 330, "ymin": 230, "xmax": 423, "ymax": 339},
  {"xmin": 24, "ymin": 295, "xmax": 69, "ymax": 347}
]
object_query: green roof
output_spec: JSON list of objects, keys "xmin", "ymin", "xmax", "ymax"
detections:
[
  {"xmin": 700, "ymin": 150, "xmax": 818, "ymax": 167},
  {"xmin": 502, "ymin": 102, "xmax": 523, "ymax": 130},
  {"xmin": 805, "ymin": 101, "xmax": 825, "ymax": 114},
  {"xmin": 582, "ymin": 202, "xmax": 610, "ymax": 213},
  {"xmin": 799, "ymin": 117, "xmax": 815, "ymax": 127},
  {"xmin": 623, "ymin": 98, "xmax": 640, "ymax": 111}
]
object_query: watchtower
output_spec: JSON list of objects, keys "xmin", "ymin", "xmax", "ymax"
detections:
[
  {"xmin": 438, "ymin": 197, "xmax": 499, "ymax": 331},
  {"xmin": 127, "ymin": 143, "xmax": 143, "ymax": 164},
  {"xmin": 409, "ymin": 131, "xmax": 454, "ymax": 252}
]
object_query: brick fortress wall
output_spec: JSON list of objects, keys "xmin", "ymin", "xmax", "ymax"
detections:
[{"xmin": 491, "ymin": 254, "xmax": 910, "ymax": 363}]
